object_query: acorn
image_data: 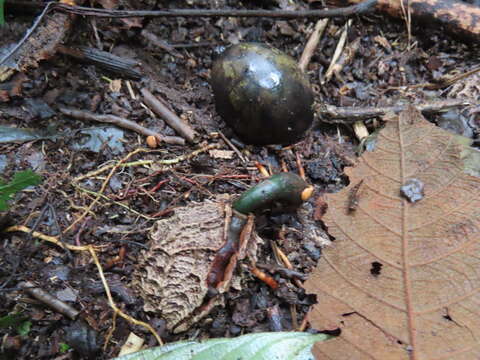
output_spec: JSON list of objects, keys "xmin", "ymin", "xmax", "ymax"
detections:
[{"xmin": 210, "ymin": 43, "xmax": 314, "ymax": 145}]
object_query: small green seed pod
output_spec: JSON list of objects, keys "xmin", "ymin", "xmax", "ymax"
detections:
[{"xmin": 233, "ymin": 172, "xmax": 313, "ymax": 214}]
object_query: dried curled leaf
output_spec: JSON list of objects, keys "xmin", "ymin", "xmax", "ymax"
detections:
[
  {"xmin": 304, "ymin": 106, "xmax": 480, "ymax": 359},
  {"xmin": 132, "ymin": 200, "xmax": 226, "ymax": 333}
]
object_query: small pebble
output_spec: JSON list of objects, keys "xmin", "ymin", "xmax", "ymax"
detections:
[
  {"xmin": 229, "ymin": 325, "xmax": 242, "ymax": 336},
  {"xmin": 303, "ymin": 241, "xmax": 321, "ymax": 261},
  {"xmin": 64, "ymin": 320, "xmax": 99, "ymax": 357},
  {"xmin": 400, "ymin": 178, "xmax": 424, "ymax": 203}
]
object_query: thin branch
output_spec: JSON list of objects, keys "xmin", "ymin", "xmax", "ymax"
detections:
[
  {"xmin": 57, "ymin": 45, "xmax": 142, "ymax": 80},
  {"xmin": 316, "ymin": 99, "xmax": 473, "ymax": 122},
  {"xmin": 217, "ymin": 131, "xmax": 247, "ymax": 163},
  {"xmin": 141, "ymin": 89, "xmax": 196, "ymax": 143},
  {"xmin": 141, "ymin": 30, "xmax": 184, "ymax": 59},
  {"xmin": 72, "ymin": 184, "xmax": 157, "ymax": 220},
  {"xmin": 324, "ymin": 19, "xmax": 352, "ymax": 83},
  {"xmin": 421, "ymin": 65, "xmax": 480, "ymax": 90},
  {"xmin": 59, "ymin": 107, "xmax": 185, "ymax": 146},
  {"xmin": 52, "ymin": 0, "xmax": 377, "ymax": 19},
  {"xmin": 19, "ymin": 281, "xmax": 80, "ymax": 320},
  {"xmin": 298, "ymin": 19, "xmax": 329, "ymax": 72}
]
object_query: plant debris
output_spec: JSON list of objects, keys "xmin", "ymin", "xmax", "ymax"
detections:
[
  {"xmin": 305, "ymin": 107, "xmax": 480, "ymax": 359},
  {"xmin": 1, "ymin": 0, "xmax": 479, "ymax": 359}
]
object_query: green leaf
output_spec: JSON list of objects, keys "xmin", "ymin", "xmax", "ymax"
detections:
[
  {"xmin": 59, "ymin": 343, "xmax": 70, "ymax": 353},
  {"xmin": 0, "ymin": 0, "xmax": 4, "ymax": 26},
  {"xmin": 16, "ymin": 321, "xmax": 31, "ymax": 336},
  {"xmin": 113, "ymin": 332, "xmax": 332, "ymax": 360},
  {"xmin": 0, "ymin": 313, "xmax": 26, "ymax": 328},
  {"xmin": 0, "ymin": 169, "xmax": 42, "ymax": 211},
  {"xmin": 0, "ymin": 313, "xmax": 31, "ymax": 336}
]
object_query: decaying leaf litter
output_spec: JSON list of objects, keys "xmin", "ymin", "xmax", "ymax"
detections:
[
  {"xmin": 305, "ymin": 107, "xmax": 480, "ymax": 359},
  {"xmin": 0, "ymin": 0, "xmax": 479, "ymax": 359}
]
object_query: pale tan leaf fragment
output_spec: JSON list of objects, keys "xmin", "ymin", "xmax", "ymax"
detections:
[
  {"xmin": 209, "ymin": 149, "xmax": 235, "ymax": 159},
  {"xmin": 304, "ymin": 106, "xmax": 480, "ymax": 360}
]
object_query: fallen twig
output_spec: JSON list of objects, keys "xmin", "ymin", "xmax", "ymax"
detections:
[
  {"xmin": 327, "ymin": 36, "xmax": 361, "ymax": 83},
  {"xmin": 59, "ymin": 107, "xmax": 185, "ymax": 145},
  {"xmin": 298, "ymin": 312, "xmax": 309, "ymax": 332},
  {"xmin": 141, "ymin": 30, "xmax": 184, "ymax": 59},
  {"xmin": 329, "ymin": 0, "xmax": 480, "ymax": 41},
  {"xmin": 316, "ymin": 98, "xmax": 473, "ymax": 122},
  {"xmin": 104, "ymin": 312, "xmax": 117, "ymax": 351},
  {"xmin": 323, "ymin": 19, "xmax": 352, "ymax": 83},
  {"xmin": 392, "ymin": 65, "xmax": 480, "ymax": 91},
  {"xmin": 271, "ymin": 240, "xmax": 303, "ymax": 288},
  {"xmin": 141, "ymin": 88, "xmax": 196, "ymax": 143},
  {"xmin": 217, "ymin": 131, "xmax": 248, "ymax": 163},
  {"xmin": 19, "ymin": 281, "xmax": 80, "ymax": 320},
  {"xmin": 295, "ymin": 152, "xmax": 306, "ymax": 181},
  {"xmin": 0, "ymin": 2, "xmax": 54, "ymax": 68},
  {"xmin": 0, "ymin": 0, "xmax": 85, "ymax": 77},
  {"xmin": 270, "ymin": 240, "xmax": 300, "ymax": 329},
  {"xmin": 53, "ymin": 0, "xmax": 377, "ymax": 19},
  {"xmin": 298, "ymin": 19, "xmax": 329, "ymax": 73},
  {"xmin": 28, "ymin": 201, "xmax": 73, "ymax": 259}
]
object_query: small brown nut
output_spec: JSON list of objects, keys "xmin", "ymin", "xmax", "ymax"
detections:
[{"xmin": 146, "ymin": 135, "xmax": 158, "ymax": 148}]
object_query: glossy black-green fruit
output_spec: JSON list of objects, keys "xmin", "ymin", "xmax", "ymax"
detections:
[{"xmin": 210, "ymin": 43, "xmax": 314, "ymax": 145}]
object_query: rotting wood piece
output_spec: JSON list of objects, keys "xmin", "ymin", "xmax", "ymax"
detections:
[
  {"xmin": 0, "ymin": 1, "xmax": 86, "ymax": 81},
  {"xmin": 57, "ymin": 45, "xmax": 142, "ymax": 80},
  {"xmin": 330, "ymin": 0, "xmax": 480, "ymax": 42}
]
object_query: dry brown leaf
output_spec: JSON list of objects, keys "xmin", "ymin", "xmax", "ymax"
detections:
[{"xmin": 304, "ymin": 106, "xmax": 480, "ymax": 359}]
